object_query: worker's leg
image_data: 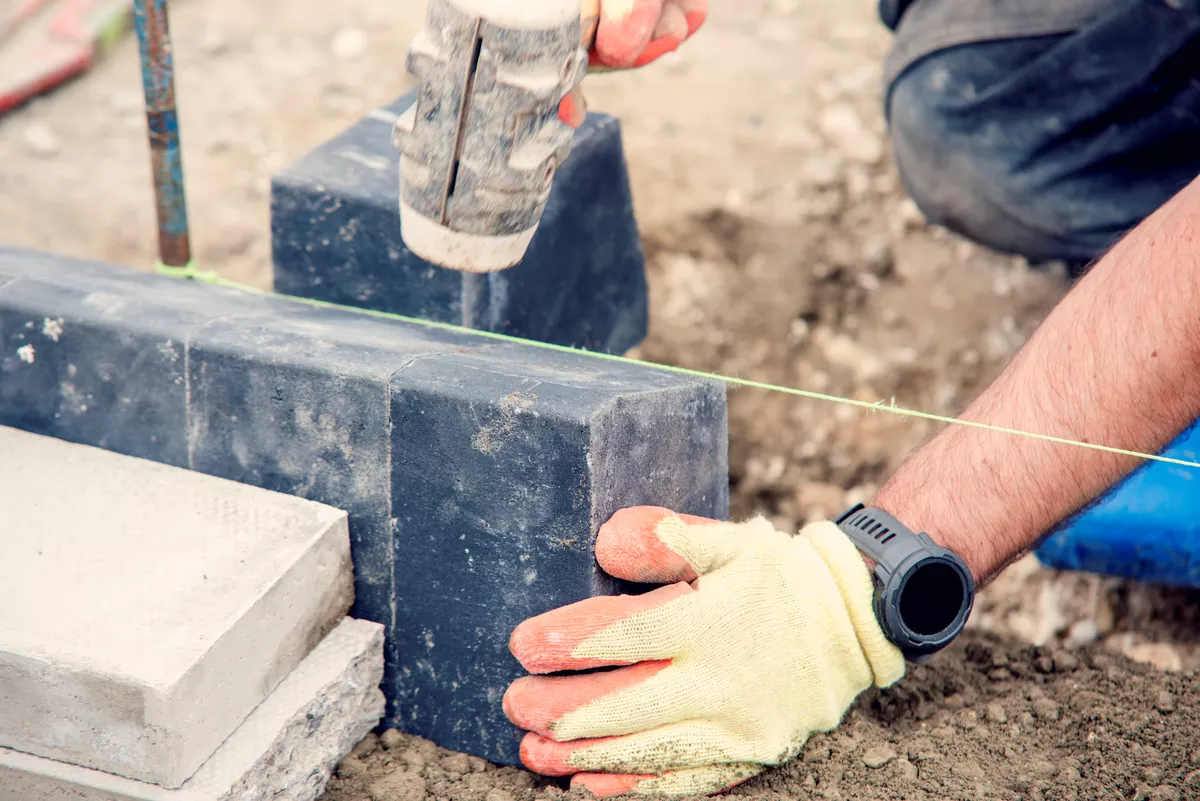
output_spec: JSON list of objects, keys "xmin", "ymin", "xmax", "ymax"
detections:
[{"xmin": 885, "ymin": 2, "xmax": 1200, "ymax": 268}]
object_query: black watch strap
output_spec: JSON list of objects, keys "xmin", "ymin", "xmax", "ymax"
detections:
[{"xmin": 835, "ymin": 504, "xmax": 975, "ymax": 661}]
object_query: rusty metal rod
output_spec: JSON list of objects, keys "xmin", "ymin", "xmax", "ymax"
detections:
[{"xmin": 132, "ymin": 0, "xmax": 192, "ymax": 269}]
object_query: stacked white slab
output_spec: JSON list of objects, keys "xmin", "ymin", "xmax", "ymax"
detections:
[{"xmin": 0, "ymin": 426, "xmax": 385, "ymax": 800}]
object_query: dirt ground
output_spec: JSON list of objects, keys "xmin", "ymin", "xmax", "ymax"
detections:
[
  {"xmin": 3, "ymin": 0, "xmax": 1199, "ymax": 796},
  {"xmin": 327, "ymin": 634, "xmax": 1200, "ymax": 801}
]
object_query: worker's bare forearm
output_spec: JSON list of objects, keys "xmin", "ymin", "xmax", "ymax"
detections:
[{"xmin": 875, "ymin": 175, "xmax": 1200, "ymax": 586}]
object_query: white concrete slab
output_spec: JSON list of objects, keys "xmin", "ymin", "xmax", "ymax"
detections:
[
  {"xmin": 0, "ymin": 426, "xmax": 355, "ymax": 788},
  {"xmin": 0, "ymin": 617, "xmax": 386, "ymax": 801}
]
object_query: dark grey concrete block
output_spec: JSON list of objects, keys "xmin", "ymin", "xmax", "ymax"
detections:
[
  {"xmin": 0, "ymin": 246, "xmax": 727, "ymax": 765},
  {"xmin": 271, "ymin": 91, "xmax": 649, "ymax": 354},
  {"xmin": 387, "ymin": 347, "xmax": 727, "ymax": 755}
]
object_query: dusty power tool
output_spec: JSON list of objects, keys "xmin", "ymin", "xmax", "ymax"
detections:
[{"xmin": 394, "ymin": 0, "xmax": 590, "ymax": 273}]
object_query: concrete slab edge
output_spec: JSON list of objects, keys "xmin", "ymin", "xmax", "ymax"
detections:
[{"xmin": 0, "ymin": 618, "xmax": 385, "ymax": 801}]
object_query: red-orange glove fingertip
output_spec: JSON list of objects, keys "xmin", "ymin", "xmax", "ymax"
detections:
[
  {"xmin": 558, "ymin": 92, "xmax": 587, "ymax": 128},
  {"xmin": 630, "ymin": 34, "xmax": 684, "ymax": 67},
  {"xmin": 572, "ymin": 773, "xmax": 653, "ymax": 797},
  {"xmin": 509, "ymin": 583, "xmax": 693, "ymax": 673},
  {"xmin": 503, "ymin": 661, "xmax": 672, "ymax": 738}
]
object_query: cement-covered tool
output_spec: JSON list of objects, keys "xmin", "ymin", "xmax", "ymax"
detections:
[{"xmin": 394, "ymin": 0, "xmax": 589, "ymax": 273}]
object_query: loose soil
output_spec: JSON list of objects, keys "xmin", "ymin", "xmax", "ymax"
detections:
[
  {"xmin": 327, "ymin": 633, "xmax": 1200, "ymax": 801},
  {"xmin": 3, "ymin": 0, "xmax": 1200, "ymax": 797}
]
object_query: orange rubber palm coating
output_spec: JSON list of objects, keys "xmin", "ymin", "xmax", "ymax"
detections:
[
  {"xmin": 505, "ymin": 508, "xmax": 730, "ymax": 796},
  {"xmin": 558, "ymin": 0, "xmax": 709, "ymax": 127}
]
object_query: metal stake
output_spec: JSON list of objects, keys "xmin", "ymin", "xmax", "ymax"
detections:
[{"xmin": 132, "ymin": 0, "xmax": 192, "ymax": 269}]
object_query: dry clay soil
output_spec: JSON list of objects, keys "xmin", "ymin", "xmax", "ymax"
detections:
[
  {"xmin": 2, "ymin": 0, "xmax": 1199, "ymax": 797},
  {"xmin": 330, "ymin": 637, "xmax": 1200, "ymax": 801}
]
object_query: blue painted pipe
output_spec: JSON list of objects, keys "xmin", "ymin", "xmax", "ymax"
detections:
[{"xmin": 132, "ymin": 0, "xmax": 192, "ymax": 268}]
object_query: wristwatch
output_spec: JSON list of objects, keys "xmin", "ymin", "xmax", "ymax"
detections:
[{"xmin": 835, "ymin": 504, "xmax": 975, "ymax": 662}]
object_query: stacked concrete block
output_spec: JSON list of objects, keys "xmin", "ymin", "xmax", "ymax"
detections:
[
  {"xmin": 0, "ymin": 619, "xmax": 385, "ymax": 801},
  {"xmin": 0, "ymin": 425, "xmax": 384, "ymax": 799},
  {"xmin": 271, "ymin": 89, "xmax": 649, "ymax": 355},
  {"xmin": 0, "ymin": 246, "xmax": 729, "ymax": 765}
]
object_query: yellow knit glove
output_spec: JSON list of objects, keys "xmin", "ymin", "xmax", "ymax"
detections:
[{"xmin": 504, "ymin": 507, "xmax": 905, "ymax": 797}]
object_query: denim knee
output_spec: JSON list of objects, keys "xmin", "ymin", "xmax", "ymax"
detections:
[
  {"xmin": 885, "ymin": 29, "xmax": 1200, "ymax": 265},
  {"xmin": 886, "ymin": 42, "xmax": 1123, "ymax": 265}
]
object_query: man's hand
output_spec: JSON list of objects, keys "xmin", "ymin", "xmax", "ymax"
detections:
[
  {"xmin": 503, "ymin": 507, "xmax": 904, "ymax": 797},
  {"xmin": 559, "ymin": 0, "xmax": 708, "ymax": 127}
]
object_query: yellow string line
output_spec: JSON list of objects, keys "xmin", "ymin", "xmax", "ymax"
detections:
[{"xmin": 155, "ymin": 262, "xmax": 1200, "ymax": 470}]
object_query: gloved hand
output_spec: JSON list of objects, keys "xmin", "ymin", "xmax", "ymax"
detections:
[
  {"xmin": 503, "ymin": 507, "xmax": 906, "ymax": 797},
  {"xmin": 559, "ymin": 0, "xmax": 708, "ymax": 127}
]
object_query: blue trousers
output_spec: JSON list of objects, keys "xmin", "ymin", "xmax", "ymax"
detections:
[
  {"xmin": 882, "ymin": 1, "xmax": 1200, "ymax": 586},
  {"xmin": 884, "ymin": 0, "xmax": 1200, "ymax": 269}
]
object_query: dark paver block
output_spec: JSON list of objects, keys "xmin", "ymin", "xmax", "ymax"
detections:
[
  {"xmin": 0, "ymin": 247, "xmax": 727, "ymax": 765},
  {"xmin": 271, "ymin": 90, "xmax": 648, "ymax": 355}
]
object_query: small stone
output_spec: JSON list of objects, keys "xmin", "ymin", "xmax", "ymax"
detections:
[
  {"xmin": 1052, "ymin": 651, "xmax": 1080, "ymax": 673},
  {"xmin": 816, "ymin": 102, "xmax": 883, "ymax": 165},
  {"xmin": 1070, "ymin": 691, "xmax": 1105, "ymax": 712},
  {"xmin": 22, "ymin": 122, "xmax": 60, "ymax": 158},
  {"xmin": 1035, "ymin": 656, "xmax": 1055, "ymax": 674},
  {"xmin": 368, "ymin": 771, "xmax": 427, "ymax": 801},
  {"xmin": 332, "ymin": 27, "xmax": 367, "ymax": 59},
  {"xmin": 1127, "ymin": 642, "xmax": 1183, "ymax": 672},
  {"xmin": 894, "ymin": 757, "xmax": 918, "ymax": 780},
  {"xmin": 958, "ymin": 710, "xmax": 978, "ymax": 729},
  {"xmin": 987, "ymin": 667, "xmax": 1012, "ymax": 682},
  {"xmin": 1155, "ymin": 690, "xmax": 1176, "ymax": 713},
  {"xmin": 486, "ymin": 791, "xmax": 515, "ymax": 801},
  {"xmin": 862, "ymin": 745, "xmax": 897, "ymax": 768},
  {"xmin": 400, "ymin": 749, "xmax": 426, "ymax": 772},
  {"xmin": 338, "ymin": 756, "xmax": 369, "ymax": 778},
  {"xmin": 1019, "ymin": 711, "xmax": 1036, "ymax": 727},
  {"xmin": 380, "ymin": 729, "xmax": 406, "ymax": 750},
  {"xmin": 442, "ymin": 752, "xmax": 472, "ymax": 774},
  {"xmin": 353, "ymin": 732, "xmax": 380, "ymax": 759},
  {"xmin": 468, "ymin": 755, "xmax": 489, "ymax": 772},
  {"xmin": 1145, "ymin": 767, "xmax": 1166, "ymax": 785},
  {"xmin": 794, "ymin": 155, "xmax": 843, "ymax": 189},
  {"xmin": 1060, "ymin": 765, "xmax": 1081, "ymax": 783},
  {"xmin": 1065, "ymin": 619, "xmax": 1101, "ymax": 647},
  {"xmin": 1032, "ymin": 698, "xmax": 1060, "ymax": 722},
  {"xmin": 986, "ymin": 703, "xmax": 1007, "ymax": 724},
  {"xmin": 803, "ymin": 746, "xmax": 831, "ymax": 764},
  {"xmin": 861, "ymin": 238, "xmax": 893, "ymax": 276},
  {"xmin": 890, "ymin": 198, "xmax": 925, "ymax": 234}
]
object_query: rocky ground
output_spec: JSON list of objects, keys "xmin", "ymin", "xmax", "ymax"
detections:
[
  {"xmin": 2, "ymin": 0, "xmax": 1198, "ymax": 796},
  {"xmin": 328, "ymin": 634, "xmax": 1200, "ymax": 801}
]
